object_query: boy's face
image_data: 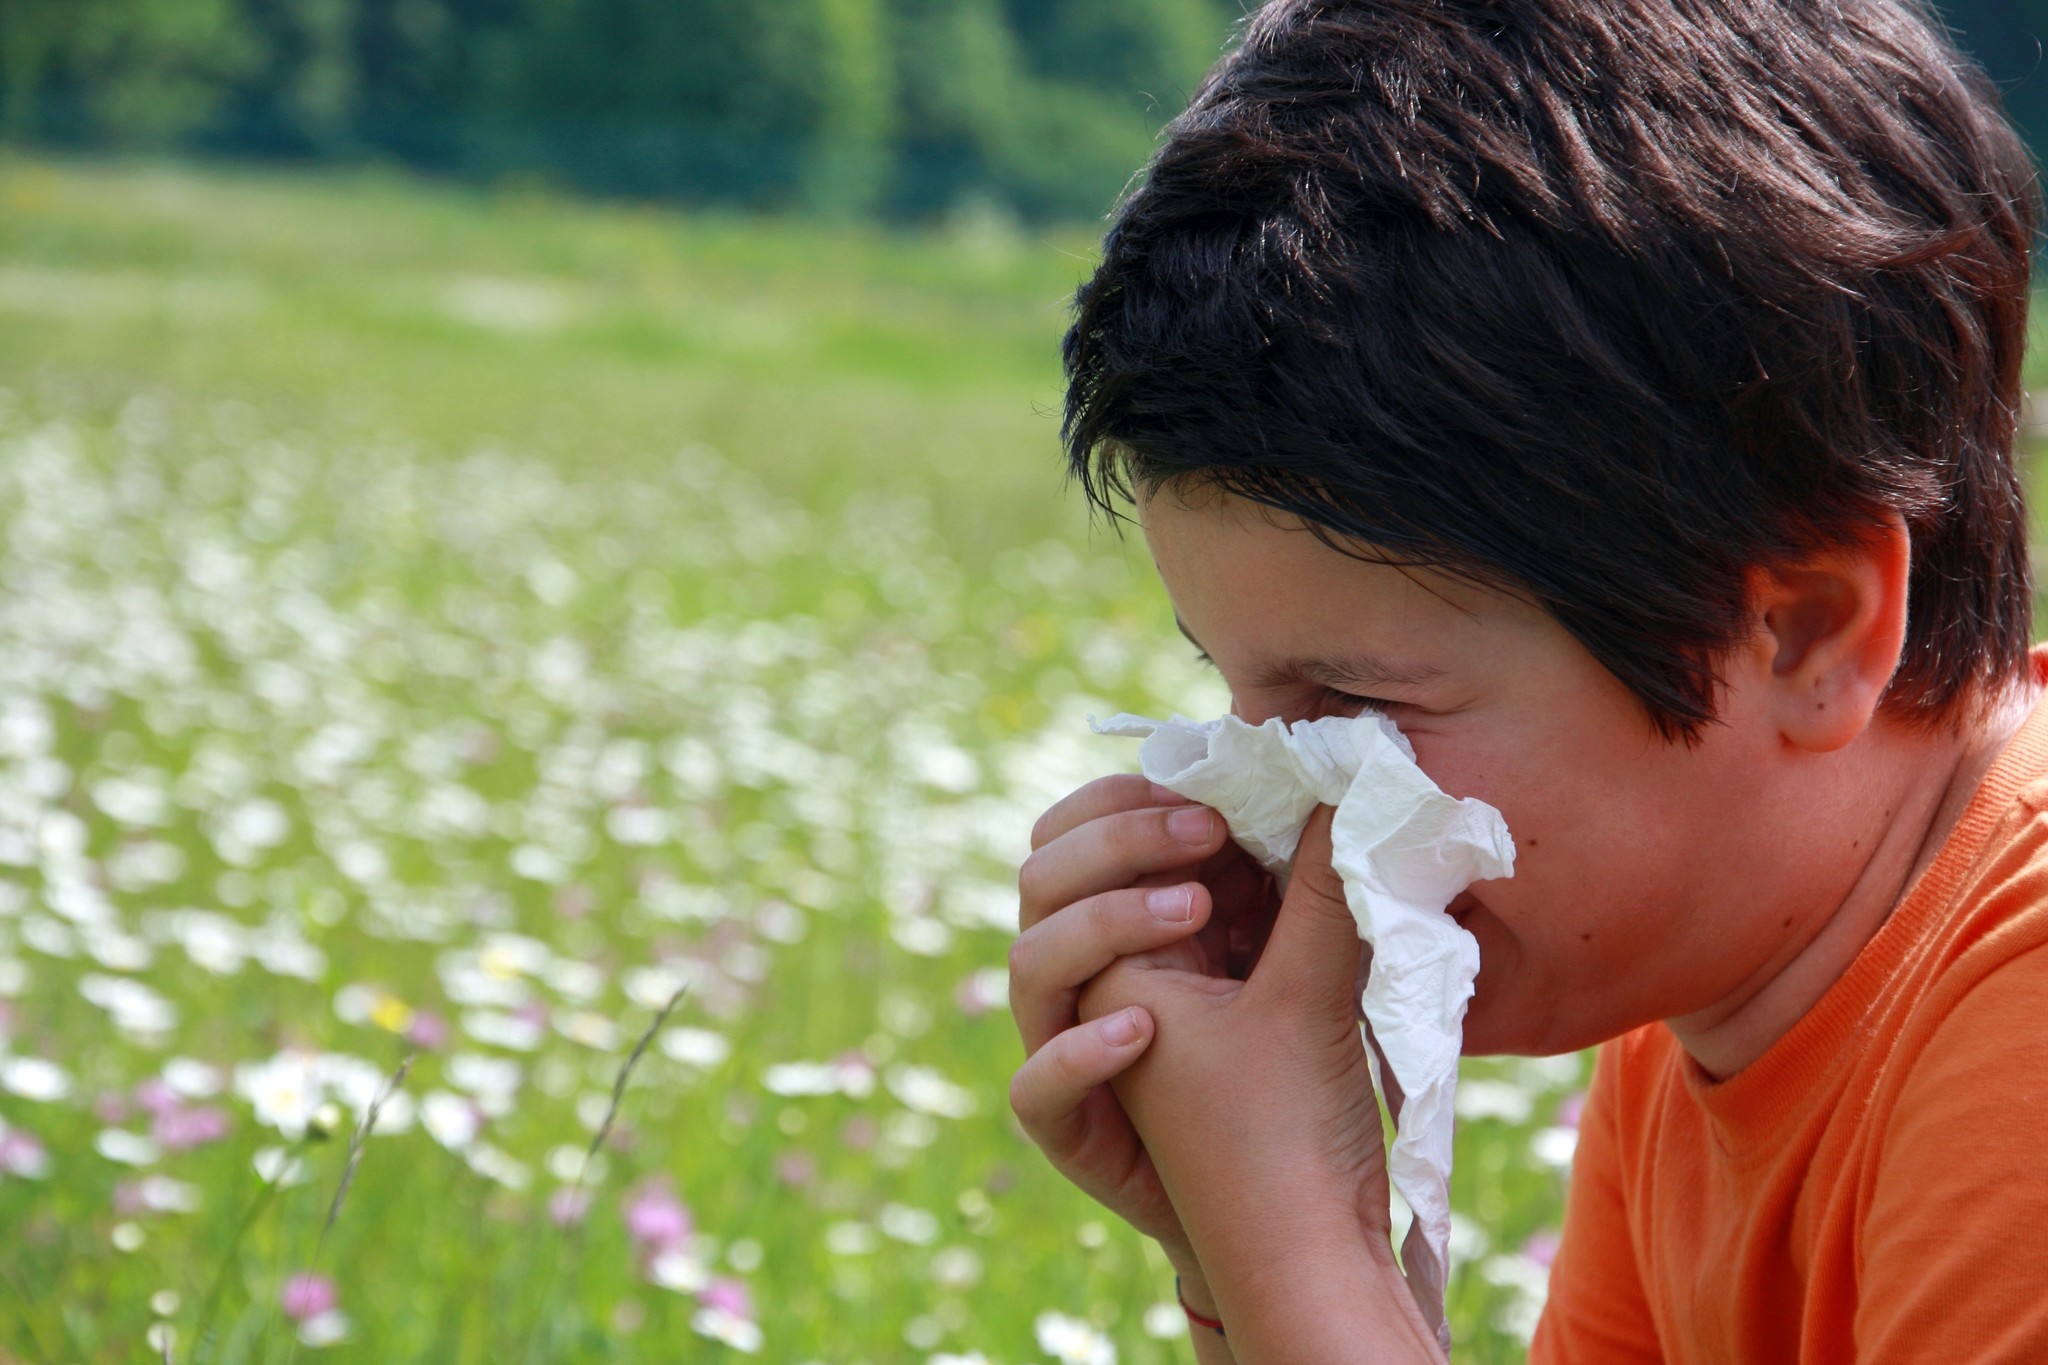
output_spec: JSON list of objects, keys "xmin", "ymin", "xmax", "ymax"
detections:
[{"xmin": 1142, "ymin": 487, "xmax": 1853, "ymax": 1057}]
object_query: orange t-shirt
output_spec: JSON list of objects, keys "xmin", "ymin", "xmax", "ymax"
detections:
[{"xmin": 1532, "ymin": 663, "xmax": 2048, "ymax": 1364}]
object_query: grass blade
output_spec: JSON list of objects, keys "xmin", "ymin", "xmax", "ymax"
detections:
[
  {"xmin": 278, "ymin": 1053, "xmax": 416, "ymax": 1365},
  {"xmin": 518, "ymin": 983, "xmax": 687, "ymax": 1365}
]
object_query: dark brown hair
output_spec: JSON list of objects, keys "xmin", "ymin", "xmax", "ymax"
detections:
[{"xmin": 1064, "ymin": 0, "xmax": 2039, "ymax": 738}]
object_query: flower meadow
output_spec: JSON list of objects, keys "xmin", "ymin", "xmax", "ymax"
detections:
[{"xmin": 0, "ymin": 160, "xmax": 1590, "ymax": 1364}]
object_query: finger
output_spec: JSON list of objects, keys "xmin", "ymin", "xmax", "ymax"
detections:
[
  {"xmin": 1019, "ymin": 804, "xmax": 1228, "ymax": 929},
  {"xmin": 1010, "ymin": 882, "xmax": 1211, "ymax": 1052},
  {"xmin": 1246, "ymin": 805, "xmax": 1365, "ymax": 1014},
  {"xmin": 1009, "ymin": 1007, "xmax": 1155, "ymax": 1149},
  {"xmin": 1031, "ymin": 774, "xmax": 1192, "ymax": 852}
]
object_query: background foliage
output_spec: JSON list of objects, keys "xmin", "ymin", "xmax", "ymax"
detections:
[
  {"xmin": 3, "ymin": 1, "xmax": 2037, "ymax": 223},
  {"xmin": 0, "ymin": 0, "xmax": 1233, "ymax": 219}
]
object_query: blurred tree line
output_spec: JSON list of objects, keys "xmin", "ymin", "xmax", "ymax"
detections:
[
  {"xmin": 0, "ymin": 0, "xmax": 1235, "ymax": 219},
  {"xmin": 0, "ymin": 0, "xmax": 2040, "ymax": 222}
]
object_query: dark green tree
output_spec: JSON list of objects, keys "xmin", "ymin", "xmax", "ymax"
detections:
[
  {"xmin": 0, "ymin": 0, "xmax": 252, "ymax": 144},
  {"xmin": 889, "ymin": 0, "xmax": 1208, "ymax": 217},
  {"xmin": 1005, "ymin": 0, "xmax": 1230, "ymax": 100},
  {"xmin": 481, "ymin": 0, "xmax": 891, "ymax": 211}
]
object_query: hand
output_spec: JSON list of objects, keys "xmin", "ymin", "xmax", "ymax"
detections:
[
  {"xmin": 1008, "ymin": 773, "xmax": 1281, "ymax": 1265},
  {"xmin": 1077, "ymin": 807, "xmax": 1442, "ymax": 1360}
]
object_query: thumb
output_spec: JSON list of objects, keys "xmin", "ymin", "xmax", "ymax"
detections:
[{"xmin": 1247, "ymin": 804, "xmax": 1365, "ymax": 1016}]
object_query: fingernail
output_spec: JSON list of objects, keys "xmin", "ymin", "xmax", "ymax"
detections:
[
  {"xmin": 1100, "ymin": 1009, "xmax": 1142, "ymax": 1047},
  {"xmin": 1150, "ymin": 783, "xmax": 1193, "ymax": 807},
  {"xmin": 1147, "ymin": 885, "xmax": 1193, "ymax": 923},
  {"xmin": 1168, "ymin": 807, "xmax": 1216, "ymax": 845}
]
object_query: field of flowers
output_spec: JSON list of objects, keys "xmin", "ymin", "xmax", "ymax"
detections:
[{"xmin": 0, "ymin": 156, "xmax": 1602, "ymax": 1364}]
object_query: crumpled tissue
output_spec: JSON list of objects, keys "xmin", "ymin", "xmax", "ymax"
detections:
[{"xmin": 1091, "ymin": 710, "xmax": 1515, "ymax": 1348}]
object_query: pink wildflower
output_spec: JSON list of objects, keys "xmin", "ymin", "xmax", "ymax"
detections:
[
  {"xmin": 699, "ymin": 1277, "xmax": 754, "ymax": 1320},
  {"xmin": 134, "ymin": 1079, "xmax": 181, "ymax": 1115},
  {"xmin": 0, "ymin": 1127, "xmax": 48, "ymax": 1177},
  {"xmin": 151, "ymin": 1103, "xmax": 231, "ymax": 1151},
  {"xmin": 1556, "ymin": 1091, "xmax": 1587, "ymax": 1131},
  {"xmin": 1521, "ymin": 1229, "xmax": 1562, "ymax": 1269},
  {"xmin": 280, "ymin": 1273, "xmax": 338, "ymax": 1321},
  {"xmin": 405, "ymin": 1011, "xmax": 450, "ymax": 1050},
  {"xmin": 622, "ymin": 1179, "xmax": 692, "ymax": 1253}
]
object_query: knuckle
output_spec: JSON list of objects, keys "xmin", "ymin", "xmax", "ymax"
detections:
[
  {"xmin": 1041, "ymin": 1036, "xmax": 1086, "ymax": 1094},
  {"xmin": 1086, "ymin": 888, "xmax": 1140, "ymax": 952},
  {"xmin": 1007, "ymin": 1067, "xmax": 1037, "ymax": 1124},
  {"xmin": 1101, "ymin": 809, "xmax": 1151, "ymax": 863},
  {"xmin": 1087, "ymin": 771, "xmax": 1147, "ymax": 806},
  {"xmin": 1006, "ymin": 931, "xmax": 1036, "ymax": 986},
  {"xmin": 1015, "ymin": 852, "xmax": 1049, "ymax": 912},
  {"xmin": 1105, "ymin": 771, "xmax": 1156, "ymax": 808},
  {"xmin": 1028, "ymin": 800, "xmax": 1063, "ymax": 852},
  {"xmin": 1009, "ymin": 1045, "xmax": 1072, "ymax": 1128},
  {"xmin": 1031, "ymin": 774, "xmax": 1145, "ymax": 852}
]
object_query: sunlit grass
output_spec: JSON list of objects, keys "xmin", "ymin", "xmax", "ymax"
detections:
[{"xmin": 0, "ymin": 153, "xmax": 1097, "ymax": 559}]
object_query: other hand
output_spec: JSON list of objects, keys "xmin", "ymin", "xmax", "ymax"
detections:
[
  {"xmin": 1008, "ymin": 772, "xmax": 1279, "ymax": 1262},
  {"xmin": 1075, "ymin": 807, "xmax": 1414, "ymax": 1333}
]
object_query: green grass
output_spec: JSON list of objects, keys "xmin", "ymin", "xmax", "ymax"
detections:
[
  {"xmin": 0, "ymin": 153, "xmax": 1101, "ymax": 559},
  {"xmin": 0, "ymin": 154, "xmax": 1672, "ymax": 1365}
]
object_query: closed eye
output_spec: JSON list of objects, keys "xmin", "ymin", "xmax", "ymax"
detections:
[
  {"xmin": 1318, "ymin": 687, "xmax": 1391, "ymax": 715},
  {"xmin": 1190, "ymin": 647, "xmax": 1397, "ymax": 715}
]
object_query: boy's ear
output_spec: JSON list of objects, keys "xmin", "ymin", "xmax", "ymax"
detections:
[{"xmin": 1747, "ymin": 515, "xmax": 1911, "ymax": 754}]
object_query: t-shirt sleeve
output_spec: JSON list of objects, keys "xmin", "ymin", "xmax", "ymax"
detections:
[
  {"xmin": 1858, "ymin": 946, "xmax": 2048, "ymax": 1361},
  {"xmin": 1529, "ymin": 1041, "xmax": 1665, "ymax": 1365}
]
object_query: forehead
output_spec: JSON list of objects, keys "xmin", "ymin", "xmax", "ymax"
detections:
[{"xmin": 1136, "ymin": 487, "xmax": 1504, "ymax": 650}]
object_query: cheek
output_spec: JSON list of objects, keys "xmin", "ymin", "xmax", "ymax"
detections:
[
  {"xmin": 1406, "ymin": 730, "xmax": 1673, "ymax": 926},
  {"xmin": 1408, "ymin": 689, "xmax": 1707, "ymax": 843},
  {"xmin": 1405, "ymin": 743, "xmax": 1561, "ymax": 930},
  {"xmin": 1403, "ymin": 732, "xmax": 1551, "ymax": 846}
]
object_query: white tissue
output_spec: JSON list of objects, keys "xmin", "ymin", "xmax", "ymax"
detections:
[{"xmin": 1091, "ymin": 711, "xmax": 1515, "ymax": 1349}]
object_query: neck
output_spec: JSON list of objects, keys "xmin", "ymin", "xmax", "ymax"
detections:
[{"xmin": 1671, "ymin": 682, "xmax": 2039, "ymax": 1081}]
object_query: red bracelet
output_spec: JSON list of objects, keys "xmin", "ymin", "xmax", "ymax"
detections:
[{"xmin": 1176, "ymin": 1276, "xmax": 1225, "ymax": 1336}]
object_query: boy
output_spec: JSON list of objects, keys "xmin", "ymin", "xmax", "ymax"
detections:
[{"xmin": 1007, "ymin": 1, "xmax": 2048, "ymax": 1360}]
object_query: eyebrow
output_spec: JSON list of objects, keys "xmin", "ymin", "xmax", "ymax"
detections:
[{"xmin": 1173, "ymin": 617, "xmax": 1446, "ymax": 691}]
